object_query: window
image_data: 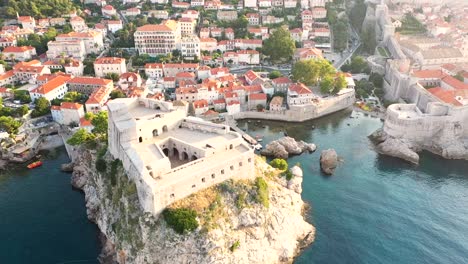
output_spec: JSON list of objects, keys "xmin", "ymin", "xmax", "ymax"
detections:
[
  {"xmin": 170, "ymin": 193, "xmax": 175, "ymax": 198},
  {"xmin": 248, "ymin": 158, "xmax": 252, "ymax": 163},
  {"xmin": 192, "ymin": 184, "xmax": 196, "ymax": 188},
  {"xmin": 221, "ymin": 169, "xmax": 224, "ymax": 175},
  {"xmin": 239, "ymin": 162, "xmax": 243, "ymax": 167},
  {"xmin": 230, "ymin": 165, "xmax": 234, "ymax": 170},
  {"xmin": 202, "ymin": 178, "xmax": 205, "ymax": 182},
  {"xmin": 211, "ymin": 173, "xmax": 215, "ymax": 179}
]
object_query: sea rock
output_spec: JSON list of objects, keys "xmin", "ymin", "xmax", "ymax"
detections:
[
  {"xmin": 61, "ymin": 162, "xmax": 74, "ymax": 172},
  {"xmin": 376, "ymin": 138, "xmax": 419, "ymax": 164},
  {"xmin": 71, "ymin": 164, "xmax": 88, "ymax": 189},
  {"xmin": 287, "ymin": 165, "xmax": 303, "ymax": 194},
  {"xmin": 320, "ymin": 149, "xmax": 338, "ymax": 175},
  {"xmin": 261, "ymin": 137, "xmax": 316, "ymax": 159}
]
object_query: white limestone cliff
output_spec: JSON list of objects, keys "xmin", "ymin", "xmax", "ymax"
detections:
[{"xmin": 72, "ymin": 149, "xmax": 315, "ymax": 264}]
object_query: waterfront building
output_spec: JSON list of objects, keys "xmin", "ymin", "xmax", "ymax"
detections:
[{"xmin": 107, "ymin": 97, "xmax": 255, "ymax": 215}]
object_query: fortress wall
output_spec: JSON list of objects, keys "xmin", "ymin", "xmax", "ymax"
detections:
[
  {"xmin": 234, "ymin": 90, "xmax": 355, "ymax": 122},
  {"xmin": 152, "ymin": 148, "xmax": 255, "ymax": 215}
]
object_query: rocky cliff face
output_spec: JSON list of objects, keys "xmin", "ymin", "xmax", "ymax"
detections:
[
  {"xmin": 369, "ymin": 128, "xmax": 468, "ymax": 164},
  {"xmin": 72, "ymin": 149, "xmax": 315, "ymax": 264}
]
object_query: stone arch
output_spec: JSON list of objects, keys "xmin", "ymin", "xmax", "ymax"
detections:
[
  {"xmin": 173, "ymin": 148, "xmax": 179, "ymax": 158},
  {"xmin": 182, "ymin": 151, "xmax": 189, "ymax": 161},
  {"xmin": 162, "ymin": 125, "xmax": 168, "ymax": 133},
  {"xmin": 191, "ymin": 155, "xmax": 197, "ymax": 161},
  {"xmin": 229, "ymin": 144, "xmax": 233, "ymax": 150},
  {"xmin": 153, "ymin": 129, "xmax": 159, "ymax": 137},
  {"xmin": 139, "ymin": 136, "xmax": 143, "ymax": 143},
  {"xmin": 163, "ymin": 148, "xmax": 169, "ymax": 157}
]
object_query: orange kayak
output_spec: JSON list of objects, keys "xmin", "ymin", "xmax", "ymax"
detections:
[{"xmin": 27, "ymin": 161, "xmax": 43, "ymax": 169}]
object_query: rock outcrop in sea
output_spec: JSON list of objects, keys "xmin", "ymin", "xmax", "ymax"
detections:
[
  {"xmin": 320, "ymin": 149, "xmax": 338, "ymax": 175},
  {"xmin": 71, "ymin": 148, "xmax": 315, "ymax": 264},
  {"xmin": 369, "ymin": 129, "xmax": 420, "ymax": 164},
  {"xmin": 261, "ymin": 136, "xmax": 316, "ymax": 159}
]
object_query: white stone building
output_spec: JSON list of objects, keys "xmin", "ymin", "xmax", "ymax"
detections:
[
  {"xmin": 134, "ymin": 21, "xmax": 181, "ymax": 56},
  {"xmin": 94, "ymin": 57, "xmax": 127, "ymax": 78},
  {"xmin": 47, "ymin": 40, "xmax": 86, "ymax": 60},
  {"xmin": 180, "ymin": 35, "xmax": 201, "ymax": 58},
  {"xmin": 107, "ymin": 98, "xmax": 255, "ymax": 215}
]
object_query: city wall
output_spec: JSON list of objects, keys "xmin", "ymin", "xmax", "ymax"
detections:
[{"xmin": 233, "ymin": 89, "xmax": 355, "ymax": 122}]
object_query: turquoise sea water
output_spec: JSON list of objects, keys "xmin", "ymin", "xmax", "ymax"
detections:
[
  {"xmin": 1, "ymin": 111, "xmax": 468, "ymax": 264},
  {"xmin": 238, "ymin": 110, "xmax": 468, "ymax": 264},
  {"xmin": 0, "ymin": 148, "xmax": 100, "ymax": 264}
]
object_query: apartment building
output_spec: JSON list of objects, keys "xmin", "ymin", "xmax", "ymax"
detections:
[
  {"xmin": 94, "ymin": 57, "xmax": 127, "ymax": 78},
  {"xmin": 134, "ymin": 20, "xmax": 181, "ymax": 56}
]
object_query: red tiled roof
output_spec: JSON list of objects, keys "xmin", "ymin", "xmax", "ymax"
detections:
[
  {"xmin": 441, "ymin": 75, "xmax": 468, "ymax": 90},
  {"xmin": 3, "ymin": 46, "xmax": 35, "ymax": 53},
  {"xmin": 213, "ymin": 99, "xmax": 226, "ymax": 104},
  {"xmin": 95, "ymin": 57, "xmax": 124, "ymax": 64},
  {"xmin": 272, "ymin": 76, "xmax": 292, "ymax": 84},
  {"xmin": 428, "ymin": 87, "xmax": 462, "ymax": 106},
  {"xmin": 61, "ymin": 102, "xmax": 83, "ymax": 110},
  {"xmin": 32, "ymin": 75, "xmax": 72, "ymax": 95},
  {"xmin": 249, "ymin": 93, "xmax": 267, "ymax": 100},
  {"xmin": 193, "ymin": 99, "xmax": 208, "ymax": 108},
  {"xmin": 80, "ymin": 117, "xmax": 92, "ymax": 127},
  {"xmin": 412, "ymin": 69, "xmax": 446, "ymax": 79},
  {"xmin": 68, "ymin": 77, "xmax": 112, "ymax": 86},
  {"xmin": 289, "ymin": 83, "xmax": 312, "ymax": 94},
  {"xmin": 86, "ymin": 86, "xmax": 110, "ymax": 104}
]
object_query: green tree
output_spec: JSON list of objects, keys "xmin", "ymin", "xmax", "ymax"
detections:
[
  {"xmin": 268, "ymin": 70, "xmax": 282, "ymax": 79},
  {"xmin": 110, "ymin": 90, "xmax": 127, "ymax": 99},
  {"xmin": 263, "ymin": 27, "xmax": 295, "ymax": 63},
  {"xmin": 63, "ymin": 91, "xmax": 87, "ymax": 103},
  {"xmin": 292, "ymin": 58, "xmax": 336, "ymax": 86},
  {"xmin": 13, "ymin": 105, "xmax": 29, "ymax": 117},
  {"xmin": 106, "ymin": 72, "xmax": 120, "ymax": 82},
  {"xmin": 31, "ymin": 97, "xmax": 50, "ymax": 117},
  {"xmin": 320, "ymin": 75, "xmax": 334, "ymax": 93},
  {"xmin": 163, "ymin": 208, "xmax": 199, "ymax": 234},
  {"xmin": 67, "ymin": 128, "xmax": 96, "ymax": 146},
  {"xmin": 332, "ymin": 74, "xmax": 347, "ymax": 94},
  {"xmin": 14, "ymin": 90, "xmax": 32, "ymax": 103},
  {"xmin": 85, "ymin": 111, "xmax": 108, "ymax": 136},
  {"xmin": 0, "ymin": 116, "xmax": 22, "ymax": 135},
  {"xmin": 333, "ymin": 19, "xmax": 348, "ymax": 52},
  {"xmin": 270, "ymin": 158, "xmax": 288, "ymax": 170}
]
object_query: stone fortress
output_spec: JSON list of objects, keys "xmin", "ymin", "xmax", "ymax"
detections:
[
  {"xmin": 107, "ymin": 98, "xmax": 255, "ymax": 215},
  {"xmin": 366, "ymin": 0, "xmax": 468, "ymax": 161}
]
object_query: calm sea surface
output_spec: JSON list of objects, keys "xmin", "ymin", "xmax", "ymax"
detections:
[
  {"xmin": 237, "ymin": 110, "xmax": 468, "ymax": 264},
  {"xmin": 1, "ymin": 110, "xmax": 468, "ymax": 264},
  {"xmin": 0, "ymin": 147, "xmax": 100, "ymax": 264}
]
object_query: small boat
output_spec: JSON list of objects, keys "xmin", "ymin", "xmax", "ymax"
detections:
[
  {"xmin": 27, "ymin": 161, "xmax": 42, "ymax": 169},
  {"xmin": 253, "ymin": 144, "xmax": 263, "ymax": 150}
]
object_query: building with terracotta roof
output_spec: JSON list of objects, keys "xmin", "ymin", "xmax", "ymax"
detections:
[
  {"xmin": 30, "ymin": 75, "xmax": 72, "ymax": 102},
  {"xmin": 85, "ymin": 86, "xmax": 112, "ymax": 113},
  {"xmin": 270, "ymin": 96, "xmax": 285, "ymax": 112},
  {"xmin": 17, "ymin": 16, "xmax": 35, "ymax": 30},
  {"xmin": 0, "ymin": 36, "xmax": 17, "ymax": 48},
  {"xmin": 55, "ymin": 31, "xmax": 104, "ymax": 55},
  {"xmin": 193, "ymin": 99, "xmax": 209, "ymax": 116},
  {"xmin": 46, "ymin": 40, "xmax": 86, "ymax": 60},
  {"xmin": 163, "ymin": 63, "xmax": 199, "ymax": 77},
  {"xmin": 244, "ymin": 70, "xmax": 263, "ymax": 85},
  {"xmin": 145, "ymin": 63, "xmax": 164, "ymax": 79},
  {"xmin": 180, "ymin": 35, "xmax": 200, "ymax": 58},
  {"xmin": 182, "ymin": 10, "xmax": 199, "ymax": 19},
  {"xmin": 287, "ymin": 83, "xmax": 315, "ymax": 105},
  {"xmin": 119, "ymin": 72, "xmax": 142, "ymax": 90},
  {"xmin": 79, "ymin": 117, "xmax": 94, "ymax": 132},
  {"xmin": 179, "ymin": 17, "xmax": 196, "ymax": 36},
  {"xmin": 248, "ymin": 93, "xmax": 267, "ymax": 110},
  {"xmin": 107, "ymin": 20, "xmax": 123, "ymax": 33},
  {"xmin": 3, "ymin": 46, "xmax": 36, "ymax": 61},
  {"xmin": 67, "ymin": 76, "xmax": 114, "ymax": 95},
  {"xmin": 70, "ymin": 16, "xmax": 88, "ymax": 32},
  {"xmin": 134, "ymin": 20, "xmax": 181, "ymax": 56},
  {"xmin": 272, "ymin": 76, "xmax": 293, "ymax": 93},
  {"xmin": 200, "ymin": 38, "xmax": 217, "ymax": 52},
  {"xmin": 102, "ymin": 5, "xmax": 117, "ymax": 17},
  {"xmin": 52, "ymin": 102, "xmax": 85, "ymax": 125},
  {"xmin": 294, "ymin": 47, "xmax": 323, "ymax": 62},
  {"xmin": 94, "ymin": 57, "xmax": 127, "ymax": 78},
  {"xmin": 13, "ymin": 61, "xmax": 50, "ymax": 83},
  {"xmin": 0, "ymin": 70, "xmax": 16, "ymax": 87}
]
